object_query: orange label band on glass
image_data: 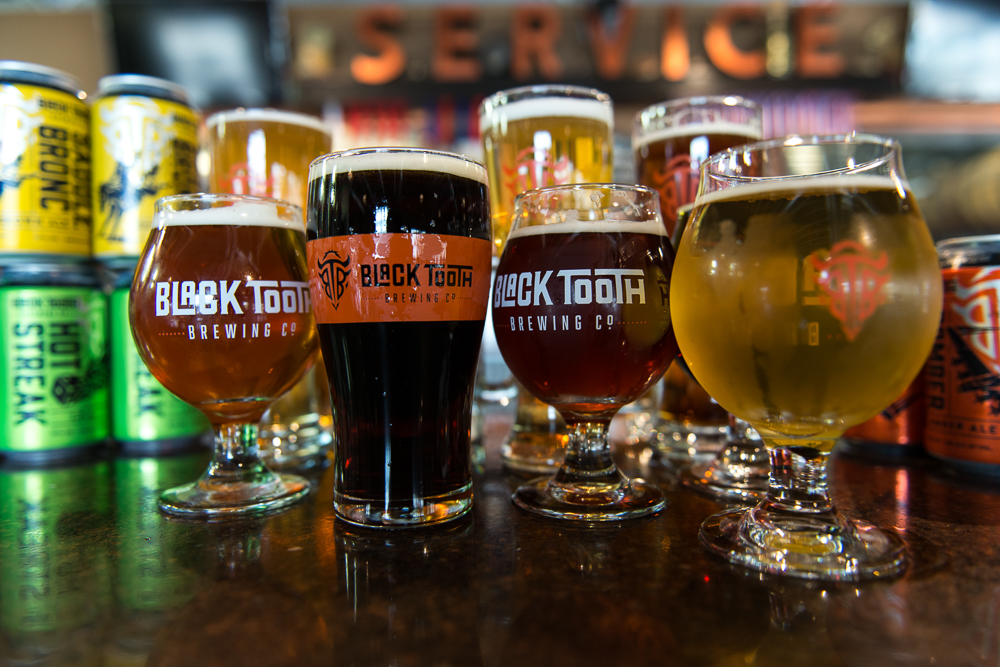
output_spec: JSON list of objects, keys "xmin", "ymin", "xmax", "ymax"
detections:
[{"xmin": 308, "ymin": 233, "xmax": 492, "ymax": 324}]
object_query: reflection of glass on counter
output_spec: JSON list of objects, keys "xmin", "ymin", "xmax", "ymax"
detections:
[{"xmin": 0, "ymin": 460, "xmax": 111, "ymax": 662}]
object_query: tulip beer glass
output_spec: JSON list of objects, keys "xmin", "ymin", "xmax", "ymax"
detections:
[
  {"xmin": 493, "ymin": 184, "xmax": 677, "ymax": 521},
  {"xmin": 130, "ymin": 194, "xmax": 318, "ymax": 516},
  {"xmin": 671, "ymin": 135, "xmax": 942, "ymax": 579}
]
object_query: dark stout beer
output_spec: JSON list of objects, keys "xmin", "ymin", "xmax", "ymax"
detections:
[
  {"xmin": 307, "ymin": 149, "xmax": 491, "ymax": 527},
  {"xmin": 492, "ymin": 221, "xmax": 678, "ymax": 423}
]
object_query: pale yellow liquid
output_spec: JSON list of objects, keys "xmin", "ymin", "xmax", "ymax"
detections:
[
  {"xmin": 481, "ymin": 115, "xmax": 612, "ymax": 255},
  {"xmin": 670, "ymin": 178, "xmax": 942, "ymax": 452}
]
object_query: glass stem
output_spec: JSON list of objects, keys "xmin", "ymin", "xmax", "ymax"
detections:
[
  {"xmin": 204, "ymin": 422, "xmax": 274, "ymax": 486},
  {"xmin": 552, "ymin": 421, "xmax": 622, "ymax": 486},
  {"xmin": 765, "ymin": 446, "xmax": 833, "ymax": 514}
]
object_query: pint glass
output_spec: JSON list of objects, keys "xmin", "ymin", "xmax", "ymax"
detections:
[
  {"xmin": 307, "ymin": 148, "xmax": 492, "ymax": 527},
  {"xmin": 206, "ymin": 108, "xmax": 334, "ymax": 469},
  {"xmin": 479, "ymin": 85, "xmax": 614, "ymax": 473},
  {"xmin": 130, "ymin": 194, "xmax": 318, "ymax": 516},
  {"xmin": 633, "ymin": 96, "xmax": 762, "ymax": 459}
]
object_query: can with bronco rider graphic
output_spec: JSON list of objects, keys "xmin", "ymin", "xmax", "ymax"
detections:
[
  {"xmin": 91, "ymin": 74, "xmax": 197, "ymax": 262},
  {"xmin": 0, "ymin": 61, "xmax": 91, "ymax": 258},
  {"xmin": 0, "ymin": 259, "xmax": 109, "ymax": 462},
  {"xmin": 926, "ymin": 235, "xmax": 1000, "ymax": 476}
]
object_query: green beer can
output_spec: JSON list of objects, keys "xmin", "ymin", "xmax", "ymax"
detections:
[
  {"xmin": 107, "ymin": 262, "xmax": 211, "ymax": 452},
  {"xmin": 0, "ymin": 259, "xmax": 109, "ymax": 462},
  {"xmin": 0, "ymin": 460, "xmax": 111, "ymax": 659}
]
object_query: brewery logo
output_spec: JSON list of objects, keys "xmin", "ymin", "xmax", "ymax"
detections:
[
  {"xmin": 316, "ymin": 250, "xmax": 351, "ymax": 310},
  {"xmin": 949, "ymin": 267, "xmax": 1000, "ymax": 376},
  {"xmin": 651, "ymin": 154, "xmax": 697, "ymax": 229},
  {"xmin": 97, "ymin": 98, "xmax": 176, "ymax": 242},
  {"xmin": 503, "ymin": 146, "xmax": 572, "ymax": 194},
  {"xmin": 810, "ymin": 239, "xmax": 889, "ymax": 341}
]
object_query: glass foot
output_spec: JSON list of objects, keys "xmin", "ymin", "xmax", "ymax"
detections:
[
  {"xmin": 512, "ymin": 476, "xmax": 666, "ymax": 522},
  {"xmin": 700, "ymin": 506, "xmax": 908, "ymax": 581},
  {"xmin": 159, "ymin": 471, "xmax": 310, "ymax": 518},
  {"xmin": 501, "ymin": 431, "xmax": 568, "ymax": 475},
  {"xmin": 681, "ymin": 445, "xmax": 769, "ymax": 503}
]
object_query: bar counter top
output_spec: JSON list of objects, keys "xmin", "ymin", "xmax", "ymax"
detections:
[{"xmin": 2, "ymin": 407, "xmax": 999, "ymax": 666}]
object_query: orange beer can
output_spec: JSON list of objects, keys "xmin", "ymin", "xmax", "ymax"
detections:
[
  {"xmin": 925, "ymin": 235, "xmax": 1000, "ymax": 475},
  {"xmin": 843, "ymin": 375, "xmax": 926, "ymax": 456}
]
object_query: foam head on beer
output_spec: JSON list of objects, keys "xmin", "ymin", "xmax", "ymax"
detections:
[{"xmin": 153, "ymin": 195, "xmax": 305, "ymax": 230}]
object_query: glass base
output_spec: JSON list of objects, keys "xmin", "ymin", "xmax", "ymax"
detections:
[
  {"xmin": 681, "ymin": 443, "xmax": 769, "ymax": 503},
  {"xmin": 258, "ymin": 416, "xmax": 333, "ymax": 472},
  {"xmin": 700, "ymin": 506, "xmax": 908, "ymax": 581},
  {"xmin": 501, "ymin": 432, "xmax": 567, "ymax": 475},
  {"xmin": 159, "ymin": 471, "xmax": 310, "ymax": 518},
  {"xmin": 651, "ymin": 421, "xmax": 728, "ymax": 464},
  {"xmin": 334, "ymin": 481, "xmax": 473, "ymax": 528},
  {"xmin": 512, "ymin": 476, "xmax": 666, "ymax": 522}
]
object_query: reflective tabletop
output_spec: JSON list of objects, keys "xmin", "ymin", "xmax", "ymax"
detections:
[{"xmin": 1, "ymin": 406, "xmax": 997, "ymax": 666}]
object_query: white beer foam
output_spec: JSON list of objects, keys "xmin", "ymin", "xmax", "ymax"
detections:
[
  {"xmin": 632, "ymin": 122, "xmax": 762, "ymax": 151},
  {"xmin": 693, "ymin": 174, "xmax": 909, "ymax": 208},
  {"xmin": 154, "ymin": 199, "xmax": 304, "ymax": 230},
  {"xmin": 508, "ymin": 217, "xmax": 669, "ymax": 240},
  {"xmin": 479, "ymin": 97, "xmax": 613, "ymax": 133},
  {"xmin": 311, "ymin": 150, "xmax": 487, "ymax": 185},
  {"xmin": 205, "ymin": 108, "xmax": 332, "ymax": 137}
]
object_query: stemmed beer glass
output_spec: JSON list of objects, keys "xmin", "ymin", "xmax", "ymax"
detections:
[
  {"xmin": 671, "ymin": 135, "xmax": 942, "ymax": 579},
  {"xmin": 492, "ymin": 184, "xmax": 677, "ymax": 521},
  {"xmin": 130, "ymin": 194, "xmax": 318, "ymax": 517}
]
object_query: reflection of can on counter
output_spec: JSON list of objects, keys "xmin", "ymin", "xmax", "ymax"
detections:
[
  {"xmin": 926, "ymin": 235, "xmax": 1000, "ymax": 476},
  {"xmin": 0, "ymin": 460, "xmax": 111, "ymax": 650},
  {"xmin": 91, "ymin": 74, "xmax": 198, "ymax": 260},
  {"xmin": 0, "ymin": 61, "xmax": 91, "ymax": 258},
  {"xmin": 842, "ymin": 375, "xmax": 926, "ymax": 456},
  {"xmin": 0, "ymin": 259, "xmax": 109, "ymax": 462},
  {"xmin": 107, "ymin": 262, "xmax": 211, "ymax": 453}
]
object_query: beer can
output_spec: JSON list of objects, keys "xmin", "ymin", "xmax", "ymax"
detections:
[
  {"xmin": 0, "ymin": 61, "xmax": 91, "ymax": 258},
  {"xmin": 842, "ymin": 375, "xmax": 926, "ymax": 457},
  {"xmin": 0, "ymin": 460, "xmax": 111, "ymax": 640},
  {"xmin": 0, "ymin": 258, "xmax": 109, "ymax": 461},
  {"xmin": 91, "ymin": 74, "xmax": 198, "ymax": 260},
  {"xmin": 925, "ymin": 234, "xmax": 1000, "ymax": 476},
  {"xmin": 107, "ymin": 262, "xmax": 211, "ymax": 452}
]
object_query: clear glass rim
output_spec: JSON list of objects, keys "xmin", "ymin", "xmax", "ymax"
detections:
[
  {"xmin": 479, "ymin": 84, "xmax": 612, "ymax": 117},
  {"xmin": 514, "ymin": 182, "xmax": 657, "ymax": 207},
  {"xmin": 701, "ymin": 132, "xmax": 901, "ymax": 184},
  {"xmin": 634, "ymin": 94, "xmax": 762, "ymax": 130},
  {"xmin": 205, "ymin": 107, "xmax": 331, "ymax": 136},
  {"xmin": 308, "ymin": 146, "xmax": 487, "ymax": 185},
  {"xmin": 155, "ymin": 192, "xmax": 303, "ymax": 215}
]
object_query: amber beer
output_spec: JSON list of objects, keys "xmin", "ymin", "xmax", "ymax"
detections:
[
  {"xmin": 307, "ymin": 149, "xmax": 492, "ymax": 527},
  {"xmin": 493, "ymin": 221, "xmax": 676, "ymax": 420},
  {"xmin": 480, "ymin": 86, "xmax": 613, "ymax": 255},
  {"xmin": 130, "ymin": 197, "xmax": 317, "ymax": 424},
  {"xmin": 672, "ymin": 176, "xmax": 942, "ymax": 452},
  {"xmin": 633, "ymin": 97, "xmax": 762, "ymax": 237}
]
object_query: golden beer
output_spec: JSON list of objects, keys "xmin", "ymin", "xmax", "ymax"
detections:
[
  {"xmin": 672, "ymin": 177, "xmax": 942, "ymax": 453},
  {"xmin": 206, "ymin": 109, "xmax": 332, "ymax": 210},
  {"xmin": 480, "ymin": 86, "xmax": 613, "ymax": 255}
]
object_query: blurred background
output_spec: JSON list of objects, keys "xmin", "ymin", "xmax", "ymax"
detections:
[{"xmin": 2, "ymin": 0, "xmax": 998, "ymax": 241}]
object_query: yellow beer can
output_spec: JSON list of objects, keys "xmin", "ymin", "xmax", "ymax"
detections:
[
  {"xmin": 0, "ymin": 61, "xmax": 91, "ymax": 257},
  {"xmin": 91, "ymin": 74, "xmax": 198, "ymax": 259}
]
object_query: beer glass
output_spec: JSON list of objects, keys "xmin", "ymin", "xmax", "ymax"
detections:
[
  {"xmin": 130, "ymin": 194, "xmax": 318, "ymax": 516},
  {"xmin": 480, "ymin": 85, "xmax": 614, "ymax": 473},
  {"xmin": 493, "ymin": 184, "xmax": 676, "ymax": 521},
  {"xmin": 206, "ymin": 108, "xmax": 334, "ymax": 470},
  {"xmin": 634, "ymin": 96, "xmax": 762, "ymax": 463},
  {"xmin": 671, "ymin": 135, "xmax": 943, "ymax": 579},
  {"xmin": 307, "ymin": 148, "xmax": 492, "ymax": 527}
]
